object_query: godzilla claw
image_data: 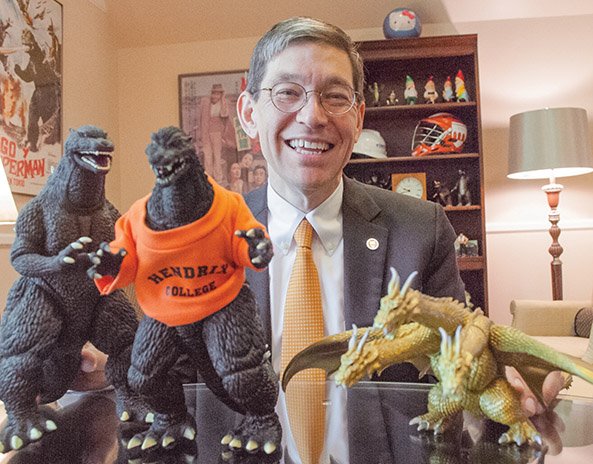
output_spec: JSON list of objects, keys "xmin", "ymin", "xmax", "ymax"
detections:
[
  {"xmin": 86, "ymin": 241, "xmax": 127, "ymax": 279},
  {"xmin": 237, "ymin": 227, "xmax": 273, "ymax": 269}
]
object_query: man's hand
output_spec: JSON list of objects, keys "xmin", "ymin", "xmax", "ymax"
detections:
[
  {"xmin": 69, "ymin": 343, "xmax": 110, "ymax": 392},
  {"xmin": 506, "ymin": 367, "xmax": 566, "ymax": 454}
]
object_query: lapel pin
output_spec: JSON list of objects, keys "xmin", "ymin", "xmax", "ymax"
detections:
[{"xmin": 366, "ymin": 238, "xmax": 379, "ymax": 250}]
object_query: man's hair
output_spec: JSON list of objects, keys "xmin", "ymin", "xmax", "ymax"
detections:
[
  {"xmin": 246, "ymin": 17, "xmax": 364, "ymax": 101},
  {"xmin": 253, "ymin": 164, "xmax": 267, "ymax": 174}
]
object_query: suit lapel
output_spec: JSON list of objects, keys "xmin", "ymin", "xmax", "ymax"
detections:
[
  {"xmin": 342, "ymin": 177, "xmax": 389, "ymax": 329},
  {"xmin": 244, "ymin": 186, "xmax": 272, "ymax": 344}
]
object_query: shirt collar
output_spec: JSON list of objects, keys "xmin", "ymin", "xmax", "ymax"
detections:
[{"xmin": 267, "ymin": 179, "xmax": 343, "ymax": 256}]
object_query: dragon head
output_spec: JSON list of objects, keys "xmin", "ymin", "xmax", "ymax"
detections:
[
  {"xmin": 433, "ymin": 326, "xmax": 473, "ymax": 401},
  {"xmin": 145, "ymin": 126, "xmax": 198, "ymax": 186},
  {"xmin": 64, "ymin": 125, "xmax": 114, "ymax": 174},
  {"xmin": 335, "ymin": 325, "xmax": 380, "ymax": 387},
  {"xmin": 373, "ymin": 268, "xmax": 420, "ymax": 339}
]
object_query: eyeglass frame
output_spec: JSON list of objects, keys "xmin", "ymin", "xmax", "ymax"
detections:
[{"xmin": 257, "ymin": 81, "xmax": 361, "ymax": 115}]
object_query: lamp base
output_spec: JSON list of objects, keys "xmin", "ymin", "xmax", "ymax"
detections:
[{"xmin": 542, "ymin": 183, "xmax": 563, "ymax": 300}]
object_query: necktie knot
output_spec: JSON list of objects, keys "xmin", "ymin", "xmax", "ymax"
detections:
[{"xmin": 294, "ymin": 219, "xmax": 314, "ymax": 249}]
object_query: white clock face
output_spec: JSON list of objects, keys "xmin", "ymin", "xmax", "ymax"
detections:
[{"xmin": 396, "ymin": 176, "xmax": 424, "ymax": 198}]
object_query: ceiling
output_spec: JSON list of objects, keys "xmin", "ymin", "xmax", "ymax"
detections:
[{"xmin": 100, "ymin": 0, "xmax": 593, "ymax": 49}]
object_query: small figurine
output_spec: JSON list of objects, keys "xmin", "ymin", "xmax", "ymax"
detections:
[
  {"xmin": 404, "ymin": 75, "xmax": 418, "ymax": 105},
  {"xmin": 423, "ymin": 75, "xmax": 438, "ymax": 104},
  {"xmin": 455, "ymin": 69, "xmax": 469, "ymax": 102},
  {"xmin": 383, "ymin": 8, "xmax": 422, "ymax": 39},
  {"xmin": 442, "ymin": 75, "xmax": 455, "ymax": 102},
  {"xmin": 455, "ymin": 233, "xmax": 470, "ymax": 256},
  {"xmin": 432, "ymin": 180, "xmax": 453, "ymax": 207},
  {"xmin": 0, "ymin": 126, "xmax": 149, "ymax": 452},
  {"xmin": 451, "ymin": 169, "xmax": 472, "ymax": 206},
  {"xmin": 367, "ymin": 81, "xmax": 384, "ymax": 107},
  {"xmin": 88, "ymin": 127, "xmax": 281, "ymax": 457},
  {"xmin": 385, "ymin": 90, "xmax": 398, "ymax": 106}
]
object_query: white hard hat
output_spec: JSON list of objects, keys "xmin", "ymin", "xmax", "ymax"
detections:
[{"xmin": 353, "ymin": 129, "xmax": 387, "ymax": 159}]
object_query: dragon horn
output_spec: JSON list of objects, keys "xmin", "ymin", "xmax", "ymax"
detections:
[
  {"xmin": 387, "ymin": 267, "xmax": 401, "ymax": 297},
  {"xmin": 348, "ymin": 324, "xmax": 358, "ymax": 351},
  {"xmin": 401, "ymin": 271, "xmax": 419, "ymax": 296},
  {"xmin": 454, "ymin": 325, "xmax": 462, "ymax": 357},
  {"xmin": 357, "ymin": 328, "xmax": 370, "ymax": 353},
  {"xmin": 438, "ymin": 327, "xmax": 449, "ymax": 355}
]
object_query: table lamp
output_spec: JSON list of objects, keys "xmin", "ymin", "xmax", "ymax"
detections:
[
  {"xmin": 508, "ymin": 107, "xmax": 593, "ymax": 300},
  {"xmin": 0, "ymin": 160, "xmax": 18, "ymax": 225}
]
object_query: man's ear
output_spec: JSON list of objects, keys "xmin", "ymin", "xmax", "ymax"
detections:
[
  {"xmin": 354, "ymin": 100, "xmax": 366, "ymax": 143},
  {"xmin": 237, "ymin": 91, "xmax": 258, "ymax": 139}
]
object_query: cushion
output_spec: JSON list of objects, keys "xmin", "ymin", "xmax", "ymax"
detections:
[{"xmin": 574, "ymin": 307, "xmax": 593, "ymax": 338}]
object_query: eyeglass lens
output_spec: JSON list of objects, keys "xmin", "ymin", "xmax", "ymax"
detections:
[{"xmin": 269, "ymin": 82, "xmax": 356, "ymax": 114}]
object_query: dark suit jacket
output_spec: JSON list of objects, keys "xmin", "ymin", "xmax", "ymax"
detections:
[{"xmin": 244, "ymin": 176, "xmax": 465, "ymax": 382}]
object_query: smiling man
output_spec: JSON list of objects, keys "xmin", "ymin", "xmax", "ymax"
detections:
[
  {"xmin": 235, "ymin": 16, "xmax": 564, "ymax": 464},
  {"xmin": 238, "ymin": 16, "xmax": 465, "ymax": 378}
]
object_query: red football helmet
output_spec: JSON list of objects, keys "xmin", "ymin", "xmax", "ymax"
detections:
[{"xmin": 411, "ymin": 112, "xmax": 467, "ymax": 157}]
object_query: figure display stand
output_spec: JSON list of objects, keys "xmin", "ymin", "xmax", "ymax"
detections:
[
  {"xmin": 0, "ymin": 126, "xmax": 149, "ymax": 452},
  {"xmin": 87, "ymin": 127, "xmax": 281, "ymax": 458}
]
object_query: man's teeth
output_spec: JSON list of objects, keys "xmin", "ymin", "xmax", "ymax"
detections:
[{"xmin": 288, "ymin": 140, "xmax": 330, "ymax": 151}]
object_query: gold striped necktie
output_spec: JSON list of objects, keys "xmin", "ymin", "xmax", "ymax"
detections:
[{"xmin": 281, "ymin": 218, "xmax": 326, "ymax": 464}]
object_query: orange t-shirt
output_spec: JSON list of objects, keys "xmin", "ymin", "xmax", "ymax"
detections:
[{"xmin": 95, "ymin": 177, "xmax": 266, "ymax": 327}]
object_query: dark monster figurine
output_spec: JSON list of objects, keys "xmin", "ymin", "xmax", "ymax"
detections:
[
  {"xmin": 0, "ymin": 126, "xmax": 149, "ymax": 453},
  {"xmin": 88, "ymin": 126, "xmax": 281, "ymax": 456}
]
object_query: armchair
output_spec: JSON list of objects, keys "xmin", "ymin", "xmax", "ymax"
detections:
[{"xmin": 510, "ymin": 299, "xmax": 593, "ymax": 397}]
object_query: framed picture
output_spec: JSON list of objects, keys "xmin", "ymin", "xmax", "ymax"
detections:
[
  {"xmin": 178, "ymin": 70, "xmax": 267, "ymax": 194},
  {"xmin": 0, "ymin": 0, "xmax": 63, "ymax": 196}
]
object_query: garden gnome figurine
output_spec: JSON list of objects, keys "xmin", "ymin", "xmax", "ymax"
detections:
[
  {"xmin": 424, "ymin": 75, "xmax": 438, "ymax": 104},
  {"xmin": 404, "ymin": 75, "xmax": 418, "ymax": 105},
  {"xmin": 455, "ymin": 70, "xmax": 469, "ymax": 102},
  {"xmin": 442, "ymin": 75, "xmax": 454, "ymax": 102}
]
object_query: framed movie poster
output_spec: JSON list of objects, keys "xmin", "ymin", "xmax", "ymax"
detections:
[
  {"xmin": 178, "ymin": 70, "xmax": 268, "ymax": 195},
  {"xmin": 0, "ymin": 0, "xmax": 63, "ymax": 196}
]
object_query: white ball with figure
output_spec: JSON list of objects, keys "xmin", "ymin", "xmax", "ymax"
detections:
[{"xmin": 383, "ymin": 8, "xmax": 422, "ymax": 39}]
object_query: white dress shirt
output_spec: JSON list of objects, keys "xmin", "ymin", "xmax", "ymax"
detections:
[{"xmin": 267, "ymin": 180, "xmax": 348, "ymax": 464}]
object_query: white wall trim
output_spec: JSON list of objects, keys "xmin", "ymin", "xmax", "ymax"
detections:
[{"xmin": 486, "ymin": 218, "xmax": 593, "ymax": 234}]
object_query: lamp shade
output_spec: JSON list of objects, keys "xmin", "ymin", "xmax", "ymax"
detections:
[
  {"xmin": 508, "ymin": 107, "xmax": 593, "ymax": 180},
  {"xmin": 0, "ymin": 161, "xmax": 18, "ymax": 224}
]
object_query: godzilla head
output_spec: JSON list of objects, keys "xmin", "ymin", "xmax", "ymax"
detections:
[
  {"xmin": 373, "ymin": 268, "xmax": 419, "ymax": 337},
  {"xmin": 145, "ymin": 126, "xmax": 198, "ymax": 186},
  {"xmin": 64, "ymin": 125, "xmax": 114, "ymax": 174}
]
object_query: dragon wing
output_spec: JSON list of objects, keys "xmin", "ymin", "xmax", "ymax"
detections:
[{"xmin": 490, "ymin": 324, "xmax": 593, "ymax": 402}]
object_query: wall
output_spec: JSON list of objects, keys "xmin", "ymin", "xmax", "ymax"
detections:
[
  {"xmin": 454, "ymin": 16, "xmax": 593, "ymax": 323},
  {"xmin": 114, "ymin": 16, "xmax": 593, "ymax": 325},
  {"xmin": 0, "ymin": 0, "xmax": 118, "ymax": 310}
]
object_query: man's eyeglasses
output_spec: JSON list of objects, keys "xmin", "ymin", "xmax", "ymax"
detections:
[{"xmin": 259, "ymin": 82, "xmax": 359, "ymax": 115}]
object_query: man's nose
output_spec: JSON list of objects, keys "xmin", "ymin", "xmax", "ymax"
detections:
[{"xmin": 296, "ymin": 92, "xmax": 328, "ymax": 127}]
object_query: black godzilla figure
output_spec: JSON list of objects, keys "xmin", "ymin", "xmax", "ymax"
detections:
[
  {"xmin": 0, "ymin": 126, "xmax": 148, "ymax": 453},
  {"xmin": 88, "ymin": 126, "xmax": 281, "ymax": 457}
]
